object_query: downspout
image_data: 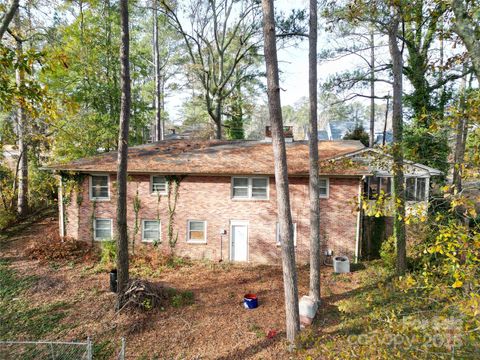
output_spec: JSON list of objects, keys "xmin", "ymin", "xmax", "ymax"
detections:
[
  {"xmin": 355, "ymin": 175, "xmax": 366, "ymax": 263},
  {"xmin": 58, "ymin": 174, "xmax": 65, "ymax": 238}
]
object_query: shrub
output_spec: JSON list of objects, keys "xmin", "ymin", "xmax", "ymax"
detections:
[
  {"xmin": 100, "ymin": 240, "xmax": 117, "ymax": 266},
  {"xmin": 379, "ymin": 235, "xmax": 396, "ymax": 269},
  {"xmin": 169, "ymin": 289, "xmax": 194, "ymax": 308},
  {"xmin": 0, "ymin": 209, "xmax": 17, "ymax": 230}
]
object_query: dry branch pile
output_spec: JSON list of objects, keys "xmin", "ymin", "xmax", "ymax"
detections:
[
  {"xmin": 121, "ymin": 279, "xmax": 171, "ymax": 311},
  {"xmin": 25, "ymin": 228, "xmax": 92, "ymax": 262}
]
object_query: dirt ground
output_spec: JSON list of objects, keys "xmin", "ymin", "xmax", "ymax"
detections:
[{"xmin": 0, "ymin": 215, "xmax": 364, "ymax": 359}]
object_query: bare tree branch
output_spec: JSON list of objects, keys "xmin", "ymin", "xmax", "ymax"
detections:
[{"xmin": 0, "ymin": 0, "xmax": 19, "ymax": 42}]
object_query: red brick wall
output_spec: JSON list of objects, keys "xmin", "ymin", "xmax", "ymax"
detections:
[{"xmin": 63, "ymin": 174, "xmax": 361, "ymax": 264}]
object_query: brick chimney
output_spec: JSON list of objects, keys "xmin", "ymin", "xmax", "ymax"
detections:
[{"xmin": 264, "ymin": 126, "xmax": 294, "ymax": 142}]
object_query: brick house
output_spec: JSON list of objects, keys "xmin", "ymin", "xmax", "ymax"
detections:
[{"xmin": 48, "ymin": 139, "xmax": 441, "ymax": 264}]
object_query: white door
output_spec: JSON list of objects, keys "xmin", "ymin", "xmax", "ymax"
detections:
[{"xmin": 230, "ymin": 221, "xmax": 248, "ymax": 262}]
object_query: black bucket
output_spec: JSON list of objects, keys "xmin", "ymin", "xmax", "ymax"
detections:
[{"xmin": 109, "ymin": 269, "xmax": 117, "ymax": 293}]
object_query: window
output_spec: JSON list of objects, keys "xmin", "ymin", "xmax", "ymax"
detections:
[
  {"xmin": 379, "ymin": 177, "xmax": 392, "ymax": 196},
  {"xmin": 232, "ymin": 177, "xmax": 249, "ymax": 198},
  {"xmin": 151, "ymin": 176, "xmax": 167, "ymax": 194},
  {"xmin": 94, "ymin": 218, "xmax": 112, "ymax": 241},
  {"xmin": 251, "ymin": 178, "xmax": 268, "ymax": 199},
  {"xmin": 276, "ymin": 222, "xmax": 297, "ymax": 246},
  {"xmin": 406, "ymin": 177, "xmax": 427, "ymax": 202},
  {"xmin": 319, "ymin": 178, "xmax": 329, "ymax": 198},
  {"xmin": 416, "ymin": 178, "xmax": 426, "ymax": 201},
  {"xmin": 405, "ymin": 178, "xmax": 416, "ymax": 201},
  {"xmin": 231, "ymin": 177, "xmax": 269, "ymax": 200},
  {"xmin": 365, "ymin": 176, "xmax": 391, "ymax": 199},
  {"xmin": 187, "ymin": 220, "xmax": 207, "ymax": 243},
  {"xmin": 90, "ymin": 175, "xmax": 109, "ymax": 200},
  {"xmin": 142, "ymin": 220, "xmax": 160, "ymax": 242}
]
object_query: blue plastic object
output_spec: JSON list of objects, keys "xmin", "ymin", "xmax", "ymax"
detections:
[{"xmin": 243, "ymin": 293, "xmax": 258, "ymax": 309}]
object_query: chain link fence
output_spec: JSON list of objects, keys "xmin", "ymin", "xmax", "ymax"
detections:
[{"xmin": 0, "ymin": 338, "xmax": 126, "ymax": 360}]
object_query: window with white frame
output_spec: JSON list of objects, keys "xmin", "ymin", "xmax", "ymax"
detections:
[
  {"xmin": 232, "ymin": 177, "xmax": 268, "ymax": 199},
  {"xmin": 406, "ymin": 177, "xmax": 427, "ymax": 202},
  {"xmin": 319, "ymin": 178, "xmax": 329, "ymax": 198},
  {"xmin": 276, "ymin": 222, "xmax": 297, "ymax": 246},
  {"xmin": 187, "ymin": 220, "xmax": 207, "ymax": 243},
  {"xmin": 142, "ymin": 220, "xmax": 161, "ymax": 242},
  {"xmin": 90, "ymin": 175, "xmax": 109, "ymax": 200},
  {"xmin": 151, "ymin": 175, "xmax": 167, "ymax": 194},
  {"xmin": 94, "ymin": 218, "xmax": 112, "ymax": 240}
]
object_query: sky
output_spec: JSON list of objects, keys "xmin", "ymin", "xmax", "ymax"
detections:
[
  {"xmin": 165, "ymin": 0, "xmax": 315, "ymax": 122},
  {"xmin": 166, "ymin": 0, "xmax": 390, "ymax": 125}
]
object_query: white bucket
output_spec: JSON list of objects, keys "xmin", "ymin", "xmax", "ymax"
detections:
[{"xmin": 299, "ymin": 295, "xmax": 318, "ymax": 319}]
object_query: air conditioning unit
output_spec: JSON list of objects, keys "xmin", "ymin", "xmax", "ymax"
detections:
[{"xmin": 333, "ymin": 256, "xmax": 350, "ymax": 273}]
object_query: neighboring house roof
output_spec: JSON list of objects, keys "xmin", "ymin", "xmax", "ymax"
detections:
[
  {"xmin": 374, "ymin": 131, "xmax": 393, "ymax": 145},
  {"xmin": 331, "ymin": 147, "xmax": 443, "ymax": 177},
  {"xmin": 47, "ymin": 140, "xmax": 369, "ymax": 176}
]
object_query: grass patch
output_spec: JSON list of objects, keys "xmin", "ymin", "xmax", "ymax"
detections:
[
  {"xmin": 0, "ymin": 260, "xmax": 72, "ymax": 339},
  {"xmin": 92, "ymin": 339, "xmax": 115, "ymax": 360},
  {"xmin": 304, "ymin": 262, "xmax": 480, "ymax": 359},
  {"xmin": 0, "ymin": 259, "xmax": 36, "ymax": 300},
  {"xmin": 169, "ymin": 289, "xmax": 195, "ymax": 308}
]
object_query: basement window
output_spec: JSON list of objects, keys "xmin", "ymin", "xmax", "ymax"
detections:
[
  {"xmin": 90, "ymin": 175, "xmax": 109, "ymax": 200},
  {"xmin": 94, "ymin": 218, "xmax": 112, "ymax": 241},
  {"xmin": 142, "ymin": 220, "xmax": 161, "ymax": 243},
  {"xmin": 151, "ymin": 175, "xmax": 168, "ymax": 194},
  {"xmin": 187, "ymin": 220, "xmax": 207, "ymax": 244},
  {"xmin": 232, "ymin": 177, "xmax": 269, "ymax": 200},
  {"xmin": 276, "ymin": 222, "xmax": 297, "ymax": 246}
]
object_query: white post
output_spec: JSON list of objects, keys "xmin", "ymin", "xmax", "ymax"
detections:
[
  {"xmin": 355, "ymin": 176, "xmax": 365, "ymax": 263},
  {"xmin": 58, "ymin": 174, "xmax": 65, "ymax": 238}
]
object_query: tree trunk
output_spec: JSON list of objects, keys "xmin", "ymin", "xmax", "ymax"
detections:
[
  {"xmin": 214, "ymin": 98, "xmax": 222, "ymax": 139},
  {"xmin": 452, "ymin": 0, "xmax": 480, "ymax": 81},
  {"xmin": 153, "ymin": 0, "xmax": 163, "ymax": 141},
  {"xmin": 388, "ymin": 10, "xmax": 407, "ymax": 276},
  {"xmin": 0, "ymin": 0, "xmax": 19, "ymax": 42},
  {"xmin": 308, "ymin": 0, "xmax": 321, "ymax": 305},
  {"xmin": 116, "ymin": 0, "xmax": 131, "ymax": 311},
  {"xmin": 383, "ymin": 95, "xmax": 389, "ymax": 146},
  {"xmin": 369, "ymin": 27, "xmax": 375, "ymax": 147},
  {"xmin": 261, "ymin": 0, "xmax": 300, "ymax": 346},
  {"xmin": 14, "ymin": 14, "xmax": 28, "ymax": 217},
  {"xmin": 453, "ymin": 70, "xmax": 468, "ymax": 193}
]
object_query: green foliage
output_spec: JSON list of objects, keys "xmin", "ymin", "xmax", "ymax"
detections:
[
  {"xmin": 343, "ymin": 124, "xmax": 369, "ymax": 146},
  {"xmin": 0, "ymin": 260, "xmax": 70, "ymax": 339},
  {"xmin": 166, "ymin": 176, "xmax": 183, "ymax": 253},
  {"xmin": 169, "ymin": 290, "xmax": 194, "ymax": 308},
  {"xmin": 132, "ymin": 188, "xmax": 141, "ymax": 254},
  {"xmin": 92, "ymin": 340, "xmax": 115, "ymax": 360},
  {"xmin": 403, "ymin": 122, "xmax": 449, "ymax": 177},
  {"xmin": 0, "ymin": 163, "xmax": 16, "ymax": 229},
  {"xmin": 380, "ymin": 235, "xmax": 396, "ymax": 269},
  {"xmin": 100, "ymin": 240, "xmax": 117, "ymax": 266}
]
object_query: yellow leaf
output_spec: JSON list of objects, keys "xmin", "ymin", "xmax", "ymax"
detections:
[{"xmin": 452, "ymin": 280, "xmax": 463, "ymax": 288}]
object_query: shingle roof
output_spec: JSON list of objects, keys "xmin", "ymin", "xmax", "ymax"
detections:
[{"xmin": 47, "ymin": 140, "xmax": 369, "ymax": 176}]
